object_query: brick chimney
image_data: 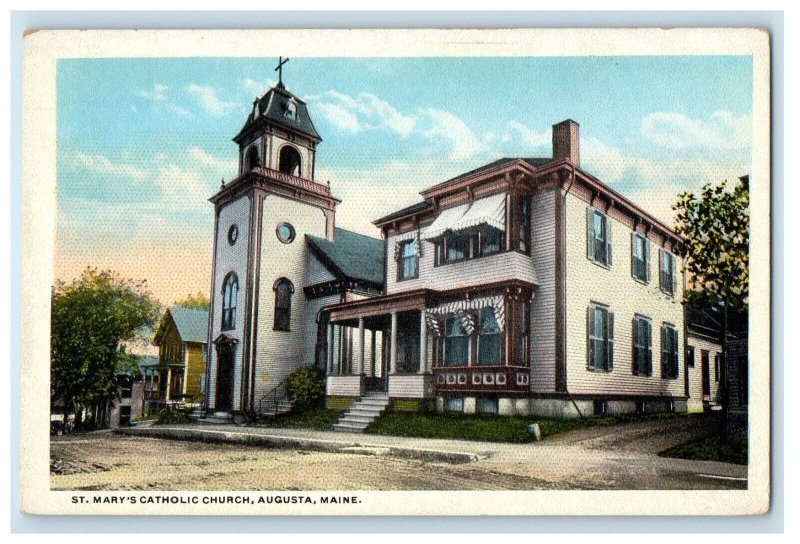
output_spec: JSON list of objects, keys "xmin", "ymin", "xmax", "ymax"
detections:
[{"xmin": 552, "ymin": 119, "xmax": 580, "ymax": 166}]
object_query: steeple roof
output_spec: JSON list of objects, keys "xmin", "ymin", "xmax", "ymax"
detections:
[{"xmin": 233, "ymin": 83, "xmax": 321, "ymax": 144}]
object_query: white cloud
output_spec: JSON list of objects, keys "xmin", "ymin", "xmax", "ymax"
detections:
[
  {"xmin": 503, "ymin": 120, "xmax": 551, "ymax": 149},
  {"xmin": 417, "ymin": 108, "xmax": 484, "ymax": 160},
  {"xmin": 168, "ymin": 104, "xmax": 191, "ymax": 117},
  {"xmin": 154, "ymin": 164, "xmax": 214, "ymax": 210},
  {"xmin": 136, "ymin": 84, "xmax": 168, "ymax": 101},
  {"xmin": 240, "ymin": 78, "xmax": 277, "ymax": 98},
  {"xmin": 187, "ymin": 84, "xmax": 239, "ymax": 117},
  {"xmin": 308, "ymin": 90, "xmax": 416, "ymax": 138},
  {"xmin": 187, "ymin": 147, "xmax": 238, "ymax": 174},
  {"xmin": 641, "ymin": 110, "xmax": 751, "ymax": 150},
  {"xmin": 66, "ymin": 152, "xmax": 148, "ymax": 181}
]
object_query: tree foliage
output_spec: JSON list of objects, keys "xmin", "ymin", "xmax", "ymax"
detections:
[
  {"xmin": 173, "ymin": 292, "xmax": 209, "ymax": 310},
  {"xmin": 51, "ymin": 267, "xmax": 161, "ymax": 430},
  {"xmin": 672, "ymin": 178, "xmax": 749, "ymax": 310}
]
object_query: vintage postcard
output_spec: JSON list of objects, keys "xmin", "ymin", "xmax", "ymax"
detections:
[{"xmin": 20, "ymin": 28, "xmax": 770, "ymax": 516}]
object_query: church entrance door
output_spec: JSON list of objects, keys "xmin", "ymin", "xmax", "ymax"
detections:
[{"xmin": 215, "ymin": 340, "xmax": 235, "ymax": 412}]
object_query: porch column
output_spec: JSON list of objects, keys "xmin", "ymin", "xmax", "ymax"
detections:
[
  {"xmin": 165, "ymin": 368, "xmax": 172, "ymax": 402},
  {"xmin": 390, "ymin": 311, "xmax": 398, "ymax": 375},
  {"xmin": 418, "ymin": 310, "xmax": 428, "ymax": 374},
  {"xmin": 332, "ymin": 325, "xmax": 341, "ymax": 375},
  {"xmin": 356, "ymin": 318, "xmax": 365, "ymax": 375},
  {"xmin": 370, "ymin": 329, "xmax": 377, "ymax": 377},
  {"xmin": 326, "ymin": 323, "xmax": 334, "ymax": 375}
]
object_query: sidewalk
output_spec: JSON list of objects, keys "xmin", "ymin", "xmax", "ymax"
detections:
[{"xmin": 116, "ymin": 424, "xmax": 499, "ymax": 463}]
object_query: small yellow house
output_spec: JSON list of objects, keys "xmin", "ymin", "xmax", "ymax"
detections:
[{"xmin": 152, "ymin": 307, "xmax": 209, "ymax": 407}]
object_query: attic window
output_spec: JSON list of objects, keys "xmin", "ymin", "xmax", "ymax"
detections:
[{"xmin": 284, "ymin": 100, "xmax": 297, "ymax": 119}]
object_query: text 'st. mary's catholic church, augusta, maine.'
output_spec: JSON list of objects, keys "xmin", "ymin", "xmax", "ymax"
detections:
[{"xmin": 203, "ymin": 71, "xmax": 717, "ymax": 430}]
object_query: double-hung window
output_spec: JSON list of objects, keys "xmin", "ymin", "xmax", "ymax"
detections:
[
  {"xmin": 445, "ymin": 232, "xmax": 469, "ymax": 262},
  {"xmin": 659, "ymin": 249, "xmax": 676, "ymax": 295},
  {"xmin": 631, "ymin": 233, "xmax": 649, "ymax": 283},
  {"xmin": 587, "ymin": 209, "xmax": 612, "ymax": 267},
  {"xmin": 397, "ymin": 239, "xmax": 418, "ymax": 280},
  {"xmin": 480, "ymin": 227, "xmax": 504, "ymax": 256},
  {"xmin": 660, "ymin": 323, "xmax": 679, "ymax": 379},
  {"xmin": 632, "ymin": 315, "xmax": 652, "ymax": 376},
  {"xmin": 587, "ymin": 303, "xmax": 614, "ymax": 371},
  {"xmin": 518, "ymin": 197, "xmax": 530, "ymax": 253},
  {"xmin": 444, "ymin": 314, "xmax": 469, "ymax": 366},
  {"xmin": 477, "ymin": 307, "xmax": 502, "ymax": 365}
]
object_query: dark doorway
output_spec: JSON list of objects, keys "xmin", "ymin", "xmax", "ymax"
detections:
[
  {"xmin": 215, "ymin": 340, "xmax": 236, "ymax": 411},
  {"xmin": 701, "ymin": 350, "xmax": 710, "ymax": 398}
]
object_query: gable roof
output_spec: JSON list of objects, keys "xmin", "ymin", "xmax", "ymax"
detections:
[
  {"xmin": 154, "ymin": 306, "xmax": 209, "ymax": 345},
  {"xmin": 235, "ymin": 84, "xmax": 321, "ymax": 143},
  {"xmin": 306, "ymin": 228, "xmax": 385, "ymax": 286}
]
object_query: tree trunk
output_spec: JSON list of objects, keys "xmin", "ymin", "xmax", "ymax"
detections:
[{"xmin": 721, "ymin": 300, "xmax": 730, "ymax": 435}]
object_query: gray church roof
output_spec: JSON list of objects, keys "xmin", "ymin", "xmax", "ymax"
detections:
[
  {"xmin": 159, "ymin": 306, "xmax": 209, "ymax": 344},
  {"xmin": 235, "ymin": 83, "xmax": 321, "ymax": 143},
  {"xmin": 306, "ymin": 228, "xmax": 385, "ymax": 287}
]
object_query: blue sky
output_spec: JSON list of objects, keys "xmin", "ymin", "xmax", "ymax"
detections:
[{"xmin": 56, "ymin": 56, "xmax": 753, "ymax": 303}]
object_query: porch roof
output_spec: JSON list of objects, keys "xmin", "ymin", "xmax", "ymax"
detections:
[{"xmin": 324, "ymin": 279, "xmax": 536, "ymax": 323}]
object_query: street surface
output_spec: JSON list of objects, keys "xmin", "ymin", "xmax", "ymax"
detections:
[{"xmin": 50, "ymin": 415, "xmax": 746, "ymax": 491}]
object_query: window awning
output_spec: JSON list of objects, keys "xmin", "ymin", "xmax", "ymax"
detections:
[
  {"xmin": 454, "ymin": 192, "xmax": 506, "ymax": 232},
  {"xmin": 423, "ymin": 193, "xmax": 506, "ymax": 240},
  {"xmin": 423, "ymin": 202, "xmax": 470, "ymax": 240}
]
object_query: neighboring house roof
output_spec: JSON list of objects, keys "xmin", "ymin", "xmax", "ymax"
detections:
[
  {"xmin": 306, "ymin": 228, "xmax": 385, "ymax": 286},
  {"xmin": 153, "ymin": 306, "xmax": 209, "ymax": 345},
  {"xmin": 234, "ymin": 84, "xmax": 321, "ymax": 143},
  {"xmin": 137, "ymin": 355, "xmax": 159, "ymax": 371},
  {"xmin": 686, "ymin": 302, "xmax": 723, "ymax": 341}
]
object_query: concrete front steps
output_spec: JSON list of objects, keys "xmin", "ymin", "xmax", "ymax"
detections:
[
  {"xmin": 259, "ymin": 400, "xmax": 294, "ymax": 418},
  {"xmin": 333, "ymin": 393, "xmax": 390, "ymax": 433},
  {"xmin": 193, "ymin": 411, "xmax": 234, "ymax": 425}
]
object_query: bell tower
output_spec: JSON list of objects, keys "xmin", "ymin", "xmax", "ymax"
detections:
[
  {"xmin": 206, "ymin": 60, "xmax": 339, "ymax": 418},
  {"xmin": 232, "ymin": 59, "xmax": 321, "ymax": 181}
]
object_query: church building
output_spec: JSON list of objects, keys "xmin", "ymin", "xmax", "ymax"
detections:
[{"xmin": 204, "ymin": 64, "xmax": 691, "ymax": 428}]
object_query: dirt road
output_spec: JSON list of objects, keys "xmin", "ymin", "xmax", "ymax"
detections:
[{"xmin": 50, "ymin": 416, "xmax": 746, "ymax": 491}]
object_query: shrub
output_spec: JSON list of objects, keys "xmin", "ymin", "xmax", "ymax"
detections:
[
  {"xmin": 155, "ymin": 407, "xmax": 192, "ymax": 425},
  {"xmin": 285, "ymin": 366, "xmax": 326, "ymax": 409}
]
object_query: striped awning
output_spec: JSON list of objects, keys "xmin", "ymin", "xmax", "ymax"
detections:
[
  {"xmin": 423, "ymin": 202, "xmax": 469, "ymax": 240},
  {"xmin": 426, "ymin": 295, "xmax": 505, "ymax": 335},
  {"xmin": 454, "ymin": 193, "xmax": 506, "ymax": 232}
]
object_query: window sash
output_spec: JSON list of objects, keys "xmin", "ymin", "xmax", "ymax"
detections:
[
  {"xmin": 445, "ymin": 315, "xmax": 469, "ymax": 366},
  {"xmin": 480, "ymin": 227, "xmax": 504, "ymax": 256},
  {"xmin": 660, "ymin": 250, "xmax": 675, "ymax": 293},
  {"xmin": 588, "ymin": 305, "xmax": 612, "ymax": 371},
  {"xmin": 661, "ymin": 325, "xmax": 679, "ymax": 379},
  {"xmin": 518, "ymin": 198, "xmax": 530, "ymax": 252},
  {"xmin": 445, "ymin": 233, "xmax": 468, "ymax": 262},
  {"xmin": 632, "ymin": 235, "xmax": 648, "ymax": 282}
]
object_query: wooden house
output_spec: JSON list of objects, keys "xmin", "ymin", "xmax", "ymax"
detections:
[{"xmin": 152, "ymin": 307, "xmax": 209, "ymax": 408}]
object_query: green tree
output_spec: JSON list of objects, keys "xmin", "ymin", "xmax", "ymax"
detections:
[
  {"xmin": 51, "ymin": 267, "xmax": 161, "ymax": 431},
  {"xmin": 173, "ymin": 291, "xmax": 209, "ymax": 310},
  {"xmin": 673, "ymin": 177, "xmax": 749, "ymax": 420}
]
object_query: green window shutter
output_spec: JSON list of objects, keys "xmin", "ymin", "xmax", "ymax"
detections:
[
  {"xmin": 586, "ymin": 305, "xmax": 594, "ymax": 369},
  {"xmin": 646, "ymin": 320, "xmax": 653, "ymax": 376},
  {"xmin": 673, "ymin": 328, "xmax": 680, "ymax": 379},
  {"xmin": 630, "ymin": 233, "xmax": 636, "ymax": 279},
  {"xmin": 671, "ymin": 254, "xmax": 677, "ymax": 294},
  {"xmin": 606, "ymin": 216, "xmax": 613, "ymax": 266},
  {"xmin": 660, "ymin": 325, "xmax": 667, "ymax": 378},
  {"xmin": 607, "ymin": 310, "xmax": 614, "ymax": 371},
  {"xmin": 632, "ymin": 317, "xmax": 638, "ymax": 375},
  {"xmin": 586, "ymin": 208, "xmax": 595, "ymax": 261},
  {"xmin": 645, "ymin": 238, "xmax": 651, "ymax": 283}
]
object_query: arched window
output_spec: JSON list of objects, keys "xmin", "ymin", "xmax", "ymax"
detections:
[
  {"xmin": 221, "ymin": 273, "xmax": 238, "ymax": 331},
  {"xmin": 273, "ymin": 278, "xmax": 294, "ymax": 331},
  {"xmin": 246, "ymin": 144, "xmax": 260, "ymax": 170},
  {"xmin": 278, "ymin": 146, "xmax": 302, "ymax": 177}
]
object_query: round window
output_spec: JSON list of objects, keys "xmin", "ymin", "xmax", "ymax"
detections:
[
  {"xmin": 228, "ymin": 224, "xmax": 239, "ymax": 245},
  {"xmin": 276, "ymin": 222, "xmax": 296, "ymax": 244}
]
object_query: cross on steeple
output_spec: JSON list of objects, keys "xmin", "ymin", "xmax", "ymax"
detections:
[{"xmin": 275, "ymin": 56, "xmax": 289, "ymax": 88}]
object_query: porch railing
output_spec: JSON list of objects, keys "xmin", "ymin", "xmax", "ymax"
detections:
[
  {"xmin": 433, "ymin": 365, "xmax": 530, "ymax": 395},
  {"xmin": 257, "ymin": 379, "xmax": 291, "ymax": 417}
]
